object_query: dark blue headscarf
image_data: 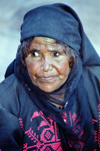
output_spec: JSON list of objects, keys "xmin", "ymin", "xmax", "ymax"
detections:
[{"xmin": 21, "ymin": 3, "xmax": 81, "ymax": 52}]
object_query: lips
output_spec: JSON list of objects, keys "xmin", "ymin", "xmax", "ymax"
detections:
[{"xmin": 38, "ymin": 76, "xmax": 56, "ymax": 82}]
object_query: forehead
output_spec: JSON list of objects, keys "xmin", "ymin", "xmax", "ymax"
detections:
[
  {"xmin": 31, "ymin": 37, "xmax": 56, "ymax": 45},
  {"xmin": 29, "ymin": 37, "xmax": 64, "ymax": 51}
]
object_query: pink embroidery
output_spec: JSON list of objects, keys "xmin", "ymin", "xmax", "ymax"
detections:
[
  {"xmin": 92, "ymin": 104, "xmax": 100, "ymax": 150},
  {"xmin": 19, "ymin": 118, "xmax": 24, "ymax": 131},
  {"xmin": 23, "ymin": 109, "xmax": 98, "ymax": 150},
  {"xmin": 31, "ymin": 111, "xmax": 50, "ymax": 128},
  {"xmin": 92, "ymin": 119, "xmax": 98, "ymax": 124},
  {"xmin": 25, "ymin": 128, "xmax": 39, "ymax": 143},
  {"xmin": 23, "ymin": 142, "xmax": 62, "ymax": 151},
  {"xmin": 98, "ymin": 104, "xmax": 100, "ymax": 148},
  {"xmin": 68, "ymin": 111, "xmax": 84, "ymax": 150},
  {"xmin": 94, "ymin": 130, "xmax": 98, "ymax": 142},
  {"xmin": 24, "ymin": 111, "xmax": 62, "ymax": 151},
  {"xmin": 92, "ymin": 119, "xmax": 98, "ymax": 143},
  {"xmin": 72, "ymin": 113, "xmax": 79, "ymax": 126}
]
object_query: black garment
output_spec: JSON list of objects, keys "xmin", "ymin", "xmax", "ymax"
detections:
[
  {"xmin": 0, "ymin": 3, "xmax": 100, "ymax": 151},
  {"xmin": 0, "ymin": 75, "xmax": 63, "ymax": 150},
  {"xmin": 0, "ymin": 70, "xmax": 99, "ymax": 150}
]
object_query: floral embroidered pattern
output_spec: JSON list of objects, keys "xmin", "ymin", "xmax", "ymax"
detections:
[
  {"xmin": 19, "ymin": 106, "xmax": 100, "ymax": 151},
  {"xmin": 92, "ymin": 104, "xmax": 100, "ymax": 151},
  {"xmin": 67, "ymin": 111, "xmax": 84, "ymax": 150},
  {"xmin": 23, "ymin": 111, "xmax": 62, "ymax": 151},
  {"xmin": 98, "ymin": 104, "xmax": 100, "ymax": 148}
]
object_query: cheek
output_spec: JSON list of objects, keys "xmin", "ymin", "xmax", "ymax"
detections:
[
  {"xmin": 56, "ymin": 60, "xmax": 70, "ymax": 76},
  {"xmin": 56, "ymin": 61, "xmax": 71, "ymax": 83},
  {"xmin": 25, "ymin": 58, "xmax": 38, "ymax": 75}
]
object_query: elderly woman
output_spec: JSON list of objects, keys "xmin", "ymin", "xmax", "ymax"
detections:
[{"xmin": 0, "ymin": 3, "xmax": 100, "ymax": 151}]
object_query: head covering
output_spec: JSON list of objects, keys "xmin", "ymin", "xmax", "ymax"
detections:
[
  {"xmin": 20, "ymin": 3, "xmax": 81, "ymax": 53},
  {"xmin": 20, "ymin": 3, "xmax": 100, "ymax": 66},
  {"xmin": 5, "ymin": 3, "xmax": 100, "ymax": 150}
]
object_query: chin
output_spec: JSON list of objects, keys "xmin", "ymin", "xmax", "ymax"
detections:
[
  {"xmin": 41, "ymin": 88, "xmax": 54, "ymax": 93},
  {"xmin": 33, "ymin": 81, "xmax": 60, "ymax": 93},
  {"xmin": 39, "ymin": 85, "xmax": 56, "ymax": 93}
]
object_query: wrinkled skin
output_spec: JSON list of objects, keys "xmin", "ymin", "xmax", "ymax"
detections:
[{"xmin": 25, "ymin": 37, "xmax": 71, "ymax": 92}]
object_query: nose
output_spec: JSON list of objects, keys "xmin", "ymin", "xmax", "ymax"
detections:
[{"xmin": 41, "ymin": 57, "xmax": 52, "ymax": 72}]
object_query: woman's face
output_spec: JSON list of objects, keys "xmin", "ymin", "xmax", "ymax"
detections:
[{"xmin": 25, "ymin": 37, "xmax": 71, "ymax": 92}]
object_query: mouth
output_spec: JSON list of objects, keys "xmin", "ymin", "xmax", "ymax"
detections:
[{"xmin": 38, "ymin": 76, "xmax": 56, "ymax": 82}]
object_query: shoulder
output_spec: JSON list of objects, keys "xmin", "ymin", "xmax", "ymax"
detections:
[
  {"xmin": 0, "ymin": 74, "xmax": 23, "ymax": 97},
  {"xmin": 82, "ymin": 66, "xmax": 100, "ymax": 91},
  {"xmin": 0, "ymin": 74, "xmax": 17, "ymax": 93},
  {"xmin": 0, "ymin": 74, "xmax": 23, "ymax": 148},
  {"xmin": 82, "ymin": 66, "xmax": 100, "ymax": 115},
  {"xmin": 0, "ymin": 74, "xmax": 24, "ymax": 116},
  {"xmin": 82, "ymin": 66, "xmax": 100, "ymax": 98}
]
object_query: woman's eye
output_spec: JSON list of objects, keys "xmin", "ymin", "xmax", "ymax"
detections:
[
  {"xmin": 53, "ymin": 52, "xmax": 60, "ymax": 57},
  {"xmin": 32, "ymin": 51, "xmax": 39, "ymax": 57}
]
